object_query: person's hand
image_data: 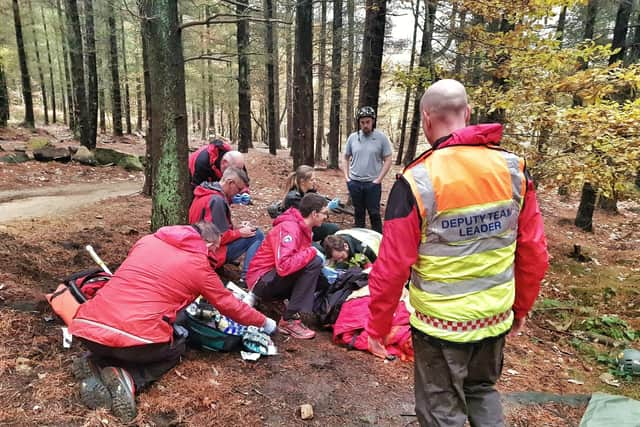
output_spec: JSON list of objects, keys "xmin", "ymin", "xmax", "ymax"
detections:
[
  {"xmin": 372, "ymin": 178, "xmax": 381, "ymax": 185},
  {"xmin": 367, "ymin": 335, "xmax": 390, "ymax": 359},
  {"xmin": 238, "ymin": 226, "xmax": 256, "ymax": 238},
  {"xmin": 344, "ymin": 176, "xmax": 351, "ymax": 183},
  {"xmin": 509, "ymin": 316, "xmax": 527, "ymax": 337}
]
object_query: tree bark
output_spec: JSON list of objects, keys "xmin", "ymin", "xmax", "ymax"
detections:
[
  {"xmin": 328, "ymin": 0, "xmax": 343, "ymax": 169},
  {"xmin": 609, "ymin": 0, "xmax": 633, "ymax": 65},
  {"xmin": 285, "ymin": 4, "xmax": 293, "ymax": 147},
  {"xmin": 13, "ymin": 0, "xmax": 35, "ymax": 127},
  {"xmin": 108, "ymin": 1, "xmax": 123, "ymax": 136},
  {"xmin": 26, "ymin": 0, "xmax": 49, "ymax": 125},
  {"xmin": 264, "ymin": 0, "xmax": 279, "ymax": 155},
  {"xmin": 65, "ymin": 0, "xmax": 90, "ymax": 147},
  {"xmin": 41, "ymin": 5, "xmax": 57, "ymax": 123},
  {"xmin": 396, "ymin": 0, "xmax": 420, "ymax": 165},
  {"xmin": 345, "ymin": 0, "xmax": 355, "ymax": 136},
  {"xmin": 0, "ymin": 62, "xmax": 9, "ymax": 126},
  {"xmin": 141, "ymin": 25, "xmax": 152, "ymax": 197},
  {"xmin": 575, "ymin": 182, "xmax": 596, "ymax": 232},
  {"xmin": 292, "ymin": 0, "xmax": 314, "ymax": 168},
  {"xmin": 120, "ymin": 15, "xmax": 132, "ymax": 134},
  {"xmin": 358, "ymin": 0, "xmax": 387, "ymax": 111},
  {"xmin": 56, "ymin": 0, "xmax": 73, "ymax": 129},
  {"xmin": 83, "ymin": 0, "xmax": 98, "ymax": 148},
  {"xmin": 236, "ymin": 0, "xmax": 252, "ymax": 152},
  {"xmin": 97, "ymin": 55, "xmax": 106, "ymax": 134},
  {"xmin": 555, "ymin": 5, "xmax": 567, "ymax": 45},
  {"xmin": 314, "ymin": 0, "xmax": 327, "ymax": 162},
  {"xmin": 140, "ymin": 0, "xmax": 190, "ymax": 230}
]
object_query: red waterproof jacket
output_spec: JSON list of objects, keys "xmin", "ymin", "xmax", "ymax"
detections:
[
  {"xmin": 366, "ymin": 124, "xmax": 549, "ymax": 340},
  {"xmin": 69, "ymin": 226, "xmax": 266, "ymax": 348},
  {"xmin": 188, "ymin": 139, "xmax": 232, "ymax": 187},
  {"xmin": 188, "ymin": 182, "xmax": 241, "ymax": 266},
  {"xmin": 246, "ymin": 208, "xmax": 316, "ymax": 288}
]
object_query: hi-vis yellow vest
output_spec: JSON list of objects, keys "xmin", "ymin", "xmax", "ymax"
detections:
[{"xmin": 404, "ymin": 145, "xmax": 526, "ymax": 343}]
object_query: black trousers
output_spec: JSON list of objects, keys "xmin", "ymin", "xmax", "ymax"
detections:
[{"xmin": 81, "ymin": 334, "xmax": 187, "ymax": 391}]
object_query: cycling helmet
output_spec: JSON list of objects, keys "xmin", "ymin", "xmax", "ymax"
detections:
[{"xmin": 355, "ymin": 106, "xmax": 376, "ymax": 121}]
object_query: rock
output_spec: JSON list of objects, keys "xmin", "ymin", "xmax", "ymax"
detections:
[
  {"xmin": 118, "ymin": 155, "xmax": 144, "ymax": 171},
  {"xmin": 72, "ymin": 146, "xmax": 96, "ymax": 165},
  {"xmin": 15, "ymin": 357, "xmax": 32, "ymax": 375},
  {"xmin": 27, "ymin": 137, "xmax": 50, "ymax": 151},
  {"xmin": 0, "ymin": 152, "xmax": 30, "ymax": 163},
  {"xmin": 33, "ymin": 146, "xmax": 71, "ymax": 163},
  {"xmin": 95, "ymin": 147, "xmax": 128, "ymax": 165},
  {"xmin": 299, "ymin": 404, "xmax": 314, "ymax": 420}
]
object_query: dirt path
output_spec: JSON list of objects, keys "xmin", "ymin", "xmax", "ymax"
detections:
[{"xmin": 0, "ymin": 180, "xmax": 142, "ymax": 223}]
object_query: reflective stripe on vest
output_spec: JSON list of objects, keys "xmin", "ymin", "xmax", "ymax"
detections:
[{"xmin": 404, "ymin": 145, "xmax": 525, "ymax": 343}]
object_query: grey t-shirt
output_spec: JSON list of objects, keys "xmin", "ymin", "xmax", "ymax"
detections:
[{"xmin": 344, "ymin": 129, "xmax": 392, "ymax": 182}]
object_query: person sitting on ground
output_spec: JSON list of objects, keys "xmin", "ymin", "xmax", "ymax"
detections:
[
  {"xmin": 68, "ymin": 221, "xmax": 276, "ymax": 423},
  {"xmin": 281, "ymin": 164, "xmax": 339, "ymax": 243},
  {"xmin": 188, "ymin": 137, "xmax": 246, "ymax": 189},
  {"xmin": 189, "ymin": 167, "xmax": 263, "ymax": 285},
  {"xmin": 321, "ymin": 228, "xmax": 381, "ymax": 269},
  {"xmin": 246, "ymin": 193, "xmax": 329, "ymax": 339}
]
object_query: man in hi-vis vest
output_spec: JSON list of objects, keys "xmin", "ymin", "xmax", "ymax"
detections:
[{"xmin": 365, "ymin": 79, "xmax": 548, "ymax": 427}]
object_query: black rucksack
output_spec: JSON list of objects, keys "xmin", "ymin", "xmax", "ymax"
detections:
[{"xmin": 313, "ymin": 267, "xmax": 368, "ymax": 326}]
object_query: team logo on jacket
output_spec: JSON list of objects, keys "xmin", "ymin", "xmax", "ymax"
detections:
[{"xmin": 283, "ymin": 235, "xmax": 292, "ymax": 243}]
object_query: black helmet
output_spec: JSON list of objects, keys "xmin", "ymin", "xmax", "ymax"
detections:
[{"xmin": 356, "ymin": 106, "xmax": 376, "ymax": 121}]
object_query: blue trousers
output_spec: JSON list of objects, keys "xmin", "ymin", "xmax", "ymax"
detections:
[
  {"xmin": 225, "ymin": 229, "xmax": 264, "ymax": 279},
  {"xmin": 347, "ymin": 180, "xmax": 382, "ymax": 233}
]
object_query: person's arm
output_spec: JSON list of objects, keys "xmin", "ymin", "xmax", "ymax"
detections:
[
  {"xmin": 511, "ymin": 173, "xmax": 548, "ymax": 334},
  {"xmin": 274, "ymin": 223, "xmax": 317, "ymax": 277},
  {"xmin": 210, "ymin": 197, "xmax": 241, "ymax": 243},
  {"xmin": 343, "ymin": 138, "xmax": 352, "ymax": 181},
  {"xmin": 366, "ymin": 178, "xmax": 421, "ymax": 350}
]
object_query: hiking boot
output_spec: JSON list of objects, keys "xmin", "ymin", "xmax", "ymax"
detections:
[
  {"xmin": 278, "ymin": 318, "xmax": 316, "ymax": 339},
  {"xmin": 100, "ymin": 366, "xmax": 137, "ymax": 423},
  {"xmin": 72, "ymin": 356, "xmax": 111, "ymax": 410}
]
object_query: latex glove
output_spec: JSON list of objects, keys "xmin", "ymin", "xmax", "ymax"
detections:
[
  {"xmin": 327, "ymin": 198, "xmax": 340, "ymax": 211},
  {"xmin": 262, "ymin": 317, "xmax": 277, "ymax": 335},
  {"xmin": 231, "ymin": 193, "xmax": 251, "ymax": 205}
]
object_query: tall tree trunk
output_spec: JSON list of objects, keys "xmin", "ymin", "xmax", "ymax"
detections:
[
  {"xmin": 609, "ymin": 0, "xmax": 633, "ymax": 65},
  {"xmin": 403, "ymin": 0, "xmax": 436, "ymax": 165},
  {"xmin": 13, "ymin": 0, "xmax": 35, "ymax": 127},
  {"xmin": 41, "ymin": 6, "xmax": 57, "ymax": 123},
  {"xmin": 83, "ymin": 0, "xmax": 97, "ymax": 148},
  {"xmin": 141, "ymin": 26, "xmax": 152, "ymax": 196},
  {"xmin": 65, "ymin": 0, "xmax": 90, "ymax": 147},
  {"xmin": 97, "ymin": 56, "xmax": 106, "ymax": 133},
  {"xmin": 108, "ymin": 2, "xmax": 123, "ymax": 136},
  {"xmin": 626, "ymin": 10, "xmax": 640, "ymax": 65},
  {"xmin": 314, "ymin": 0, "xmax": 327, "ymax": 162},
  {"xmin": 575, "ymin": 182, "xmax": 596, "ymax": 231},
  {"xmin": 328, "ymin": 0, "xmax": 343, "ymax": 169},
  {"xmin": 285, "ymin": 5, "xmax": 294, "ymax": 147},
  {"xmin": 27, "ymin": 0, "xmax": 48, "ymax": 125},
  {"xmin": 56, "ymin": 0, "xmax": 73, "ymax": 129},
  {"xmin": 555, "ymin": 5, "xmax": 567, "ymax": 45},
  {"xmin": 54, "ymin": 10, "xmax": 67, "ymax": 125},
  {"xmin": 292, "ymin": 0, "xmax": 314, "ymax": 168},
  {"xmin": 199, "ymin": 8, "xmax": 207, "ymax": 140},
  {"xmin": 264, "ymin": 0, "xmax": 279, "ymax": 155},
  {"xmin": 0, "ymin": 62, "xmax": 9, "ymax": 126},
  {"xmin": 207, "ymin": 60, "xmax": 215, "ymax": 134},
  {"xmin": 453, "ymin": 9, "xmax": 466, "ymax": 75},
  {"xmin": 345, "ymin": 0, "xmax": 355, "ymax": 136},
  {"xmin": 358, "ymin": 0, "xmax": 387, "ymax": 111},
  {"xmin": 485, "ymin": 18, "xmax": 514, "ymax": 124},
  {"xmin": 136, "ymin": 44, "xmax": 143, "ymax": 132},
  {"xmin": 120, "ymin": 15, "xmax": 132, "ymax": 134},
  {"xmin": 396, "ymin": 0, "xmax": 420, "ymax": 165},
  {"xmin": 140, "ymin": 0, "xmax": 190, "ymax": 229},
  {"xmin": 236, "ymin": 0, "xmax": 252, "ymax": 152}
]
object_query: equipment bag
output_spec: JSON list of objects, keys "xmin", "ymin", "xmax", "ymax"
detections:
[
  {"xmin": 45, "ymin": 267, "xmax": 112, "ymax": 326},
  {"xmin": 181, "ymin": 299, "xmax": 244, "ymax": 352}
]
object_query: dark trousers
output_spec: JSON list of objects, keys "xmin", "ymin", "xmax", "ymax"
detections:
[
  {"xmin": 412, "ymin": 328, "xmax": 506, "ymax": 427},
  {"xmin": 81, "ymin": 334, "xmax": 187, "ymax": 391},
  {"xmin": 312, "ymin": 222, "xmax": 339, "ymax": 243},
  {"xmin": 252, "ymin": 256, "xmax": 323, "ymax": 317},
  {"xmin": 347, "ymin": 180, "xmax": 382, "ymax": 233}
]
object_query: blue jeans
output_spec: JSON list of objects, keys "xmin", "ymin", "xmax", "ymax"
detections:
[
  {"xmin": 225, "ymin": 229, "xmax": 264, "ymax": 279},
  {"xmin": 347, "ymin": 180, "xmax": 382, "ymax": 233}
]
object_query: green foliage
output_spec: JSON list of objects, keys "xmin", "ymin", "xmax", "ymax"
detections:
[{"xmin": 581, "ymin": 315, "xmax": 637, "ymax": 341}]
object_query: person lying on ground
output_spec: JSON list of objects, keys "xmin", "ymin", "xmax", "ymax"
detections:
[
  {"xmin": 281, "ymin": 164, "xmax": 339, "ymax": 243},
  {"xmin": 189, "ymin": 167, "xmax": 263, "ymax": 286},
  {"xmin": 188, "ymin": 137, "xmax": 246, "ymax": 190},
  {"xmin": 321, "ymin": 228, "xmax": 382, "ymax": 269},
  {"xmin": 246, "ymin": 193, "xmax": 329, "ymax": 340},
  {"xmin": 68, "ymin": 221, "xmax": 276, "ymax": 423}
]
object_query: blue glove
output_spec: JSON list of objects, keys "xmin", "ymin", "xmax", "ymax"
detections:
[
  {"xmin": 231, "ymin": 192, "xmax": 251, "ymax": 205},
  {"xmin": 327, "ymin": 198, "xmax": 340, "ymax": 211}
]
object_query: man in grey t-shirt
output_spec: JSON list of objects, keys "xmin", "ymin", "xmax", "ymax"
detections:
[{"xmin": 343, "ymin": 106, "xmax": 392, "ymax": 233}]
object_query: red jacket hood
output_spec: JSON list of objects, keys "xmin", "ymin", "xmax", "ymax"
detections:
[
  {"xmin": 437, "ymin": 123, "xmax": 503, "ymax": 149},
  {"xmin": 193, "ymin": 181, "xmax": 225, "ymax": 200},
  {"xmin": 154, "ymin": 225, "xmax": 207, "ymax": 255},
  {"xmin": 273, "ymin": 207, "xmax": 311, "ymax": 231}
]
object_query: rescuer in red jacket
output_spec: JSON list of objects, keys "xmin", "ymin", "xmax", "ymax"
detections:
[
  {"xmin": 247, "ymin": 193, "xmax": 329, "ymax": 340},
  {"xmin": 69, "ymin": 222, "xmax": 276, "ymax": 422},
  {"xmin": 188, "ymin": 137, "xmax": 245, "ymax": 189},
  {"xmin": 366, "ymin": 79, "xmax": 548, "ymax": 427}
]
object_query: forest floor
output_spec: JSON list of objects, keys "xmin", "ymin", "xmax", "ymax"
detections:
[{"xmin": 0, "ymin": 124, "xmax": 639, "ymax": 426}]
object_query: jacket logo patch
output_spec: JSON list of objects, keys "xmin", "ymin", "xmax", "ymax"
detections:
[{"xmin": 283, "ymin": 235, "xmax": 292, "ymax": 243}]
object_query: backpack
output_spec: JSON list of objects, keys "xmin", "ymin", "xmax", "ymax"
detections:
[
  {"xmin": 45, "ymin": 267, "xmax": 112, "ymax": 326},
  {"xmin": 313, "ymin": 267, "xmax": 369, "ymax": 326}
]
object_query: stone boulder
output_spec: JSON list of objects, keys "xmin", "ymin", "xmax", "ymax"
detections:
[
  {"xmin": 33, "ymin": 146, "xmax": 71, "ymax": 163},
  {"xmin": 118, "ymin": 155, "xmax": 144, "ymax": 171},
  {"xmin": 0, "ymin": 151, "xmax": 30, "ymax": 163},
  {"xmin": 71, "ymin": 146, "xmax": 96, "ymax": 165},
  {"xmin": 27, "ymin": 137, "xmax": 50, "ymax": 151},
  {"xmin": 95, "ymin": 147, "xmax": 128, "ymax": 165}
]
